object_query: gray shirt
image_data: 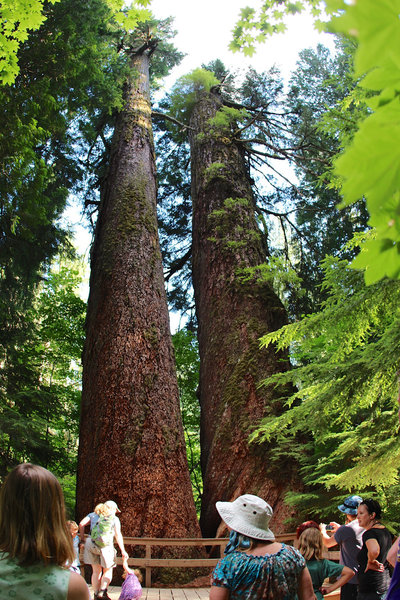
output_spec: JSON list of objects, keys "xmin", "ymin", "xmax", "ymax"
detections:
[{"xmin": 334, "ymin": 518, "xmax": 364, "ymax": 584}]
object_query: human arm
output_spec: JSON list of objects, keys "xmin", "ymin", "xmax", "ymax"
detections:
[
  {"xmin": 114, "ymin": 518, "xmax": 129, "ymax": 559},
  {"xmin": 78, "ymin": 515, "xmax": 90, "ymax": 547},
  {"xmin": 320, "ymin": 566, "xmax": 354, "ymax": 596},
  {"xmin": 364, "ymin": 538, "xmax": 384, "ymax": 572},
  {"xmin": 122, "ymin": 556, "xmax": 135, "ymax": 575},
  {"xmin": 319, "ymin": 523, "xmax": 340, "ymax": 548},
  {"xmin": 297, "ymin": 566, "xmax": 316, "ymax": 600},
  {"xmin": 387, "ymin": 536, "xmax": 400, "ymax": 568},
  {"xmin": 210, "ymin": 586, "xmax": 230, "ymax": 600},
  {"xmin": 67, "ymin": 572, "xmax": 90, "ymax": 600}
]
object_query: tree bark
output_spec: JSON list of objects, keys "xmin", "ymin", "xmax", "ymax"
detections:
[
  {"xmin": 76, "ymin": 48, "xmax": 200, "ymax": 541},
  {"xmin": 189, "ymin": 90, "xmax": 299, "ymax": 537}
]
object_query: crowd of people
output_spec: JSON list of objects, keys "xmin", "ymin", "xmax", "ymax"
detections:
[
  {"xmin": 0, "ymin": 463, "xmax": 142, "ymax": 600},
  {"xmin": 210, "ymin": 493, "xmax": 400, "ymax": 600},
  {"xmin": 0, "ymin": 462, "xmax": 399, "ymax": 600}
]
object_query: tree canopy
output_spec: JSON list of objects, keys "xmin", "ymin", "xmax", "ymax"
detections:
[
  {"xmin": 232, "ymin": 0, "xmax": 400, "ymax": 285},
  {"xmin": 254, "ymin": 240, "xmax": 400, "ymax": 527},
  {"xmin": 0, "ymin": 0, "xmax": 151, "ymax": 85},
  {"xmin": 2, "ymin": 0, "xmax": 399, "ymax": 530}
]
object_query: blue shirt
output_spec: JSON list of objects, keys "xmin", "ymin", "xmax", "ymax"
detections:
[
  {"xmin": 334, "ymin": 518, "xmax": 364, "ymax": 584},
  {"xmin": 211, "ymin": 543, "xmax": 305, "ymax": 600}
]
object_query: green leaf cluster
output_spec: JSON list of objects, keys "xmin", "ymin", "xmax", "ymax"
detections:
[
  {"xmin": 326, "ymin": 0, "xmax": 400, "ymax": 283},
  {"xmin": 166, "ymin": 68, "xmax": 221, "ymax": 127},
  {"xmin": 172, "ymin": 329, "xmax": 202, "ymax": 513},
  {"xmin": 0, "ymin": 0, "xmax": 151, "ymax": 85},
  {"xmin": 207, "ymin": 106, "xmax": 250, "ymax": 133},
  {"xmin": 232, "ymin": 0, "xmax": 400, "ymax": 284},
  {"xmin": 0, "ymin": 250, "xmax": 86, "ymax": 512},
  {"xmin": 0, "ymin": 0, "xmax": 59, "ymax": 84},
  {"xmin": 230, "ymin": 0, "xmax": 322, "ymax": 56},
  {"xmin": 252, "ymin": 244, "xmax": 400, "ymax": 526}
]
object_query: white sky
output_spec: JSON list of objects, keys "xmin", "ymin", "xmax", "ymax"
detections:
[{"xmin": 149, "ymin": 0, "xmax": 335, "ymax": 88}]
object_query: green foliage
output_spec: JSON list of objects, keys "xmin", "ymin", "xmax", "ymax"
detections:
[
  {"xmin": 327, "ymin": 0, "xmax": 400, "ymax": 283},
  {"xmin": 172, "ymin": 329, "xmax": 202, "ymax": 513},
  {"xmin": 0, "ymin": 0, "xmax": 60, "ymax": 84},
  {"xmin": 0, "ymin": 0, "xmax": 150, "ymax": 86},
  {"xmin": 233, "ymin": 0, "xmax": 400, "ymax": 284},
  {"xmin": 230, "ymin": 0, "xmax": 322, "ymax": 56},
  {"xmin": 0, "ymin": 251, "xmax": 86, "ymax": 484},
  {"xmin": 237, "ymin": 256, "xmax": 304, "ymax": 306},
  {"xmin": 167, "ymin": 68, "xmax": 221, "ymax": 126},
  {"xmin": 109, "ymin": 0, "xmax": 151, "ymax": 31},
  {"xmin": 252, "ymin": 241, "xmax": 400, "ymax": 526},
  {"xmin": 207, "ymin": 106, "xmax": 250, "ymax": 133},
  {"xmin": 146, "ymin": 18, "xmax": 185, "ymax": 91},
  {"xmin": 282, "ymin": 40, "xmax": 370, "ymax": 316},
  {"xmin": 204, "ymin": 162, "xmax": 226, "ymax": 180}
]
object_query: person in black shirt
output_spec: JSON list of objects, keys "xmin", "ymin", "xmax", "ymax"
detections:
[{"xmin": 356, "ymin": 499, "xmax": 392, "ymax": 600}]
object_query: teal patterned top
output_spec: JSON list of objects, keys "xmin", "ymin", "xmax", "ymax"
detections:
[
  {"xmin": 211, "ymin": 543, "xmax": 306, "ymax": 600},
  {"xmin": 0, "ymin": 552, "xmax": 70, "ymax": 599}
]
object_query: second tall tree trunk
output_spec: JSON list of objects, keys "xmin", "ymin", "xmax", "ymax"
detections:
[{"xmin": 189, "ymin": 89, "xmax": 299, "ymax": 537}]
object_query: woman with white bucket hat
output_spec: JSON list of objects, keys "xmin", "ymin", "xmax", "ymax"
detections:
[{"xmin": 210, "ymin": 494, "xmax": 315, "ymax": 600}]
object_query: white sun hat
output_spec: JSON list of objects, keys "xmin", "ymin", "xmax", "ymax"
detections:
[
  {"xmin": 104, "ymin": 500, "xmax": 121, "ymax": 513},
  {"xmin": 216, "ymin": 494, "xmax": 275, "ymax": 541}
]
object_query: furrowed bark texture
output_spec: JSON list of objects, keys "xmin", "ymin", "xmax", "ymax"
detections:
[
  {"xmin": 77, "ymin": 50, "xmax": 200, "ymax": 542},
  {"xmin": 189, "ymin": 91, "xmax": 299, "ymax": 537}
]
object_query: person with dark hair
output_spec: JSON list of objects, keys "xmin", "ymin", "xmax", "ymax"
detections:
[
  {"xmin": 0, "ymin": 463, "xmax": 89, "ymax": 600},
  {"xmin": 210, "ymin": 494, "xmax": 315, "ymax": 600},
  {"xmin": 320, "ymin": 494, "xmax": 364, "ymax": 600},
  {"xmin": 356, "ymin": 499, "xmax": 392, "ymax": 600},
  {"xmin": 297, "ymin": 521, "xmax": 320, "ymax": 540}
]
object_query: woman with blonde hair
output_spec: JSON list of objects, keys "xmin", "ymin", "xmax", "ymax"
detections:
[
  {"xmin": 82, "ymin": 499, "xmax": 128, "ymax": 599},
  {"xmin": 298, "ymin": 527, "xmax": 354, "ymax": 599},
  {"xmin": 0, "ymin": 462, "xmax": 89, "ymax": 600}
]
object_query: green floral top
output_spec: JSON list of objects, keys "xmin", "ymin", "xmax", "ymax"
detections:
[{"xmin": 0, "ymin": 552, "xmax": 70, "ymax": 599}]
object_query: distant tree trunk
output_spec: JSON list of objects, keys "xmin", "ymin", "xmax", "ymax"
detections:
[
  {"xmin": 189, "ymin": 90, "xmax": 299, "ymax": 537},
  {"xmin": 76, "ymin": 46, "xmax": 200, "ymax": 541}
]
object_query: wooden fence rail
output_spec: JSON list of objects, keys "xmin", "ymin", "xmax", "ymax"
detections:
[{"xmin": 81, "ymin": 534, "xmax": 340, "ymax": 587}]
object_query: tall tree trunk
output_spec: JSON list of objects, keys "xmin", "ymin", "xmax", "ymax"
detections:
[
  {"xmin": 189, "ymin": 90, "xmax": 299, "ymax": 537},
  {"xmin": 76, "ymin": 47, "xmax": 200, "ymax": 541}
]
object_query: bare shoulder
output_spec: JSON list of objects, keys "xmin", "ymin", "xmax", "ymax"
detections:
[
  {"xmin": 67, "ymin": 572, "xmax": 90, "ymax": 600},
  {"xmin": 245, "ymin": 542, "xmax": 282, "ymax": 556}
]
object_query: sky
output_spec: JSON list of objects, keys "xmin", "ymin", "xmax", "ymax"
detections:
[
  {"xmin": 149, "ymin": 0, "xmax": 335, "ymax": 88},
  {"xmin": 64, "ymin": 0, "xmax": 336, "ymax": 293}
]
